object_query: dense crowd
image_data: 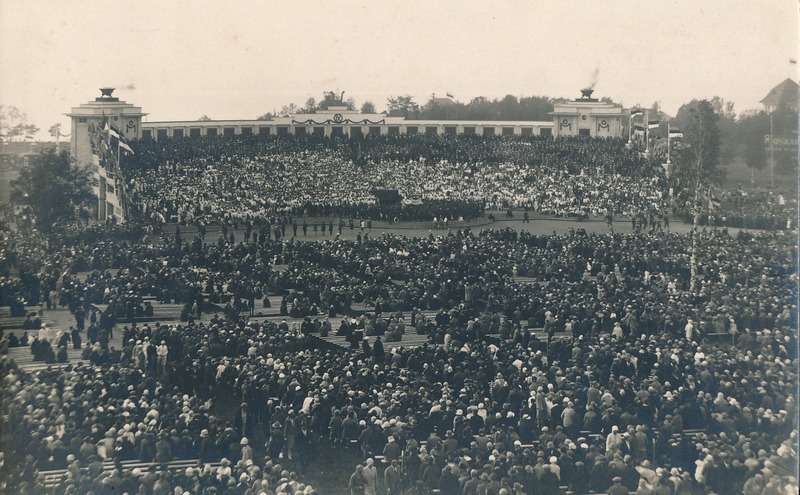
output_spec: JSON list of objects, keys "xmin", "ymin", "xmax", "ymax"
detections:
[
  {"xmin": 121, "ymin": 134, "xmax": 671, "ymax": 225},
  {"xmin": 0, "ymin": 133, "xmax": 797, "ymax": 495},
  {"xmin": 1, "ymin": 213, "xmax": 797, "ymax": 494}
]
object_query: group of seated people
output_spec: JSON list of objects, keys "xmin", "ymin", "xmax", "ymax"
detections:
[{"xmin": 120, "ymin": 134, "xmax": 672, "ymax": 227}]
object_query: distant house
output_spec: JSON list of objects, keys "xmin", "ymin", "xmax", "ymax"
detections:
[
  {"xmin": 429, "ymin": 97, "xmax": 457, "ymax": 107},
  {"xmin": 760, "ymin": 78, "xmax": 799, "ymax": 113}
]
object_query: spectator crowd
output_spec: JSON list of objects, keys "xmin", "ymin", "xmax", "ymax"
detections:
[{"xmin": 0, "ymin": 132, "xmax": 797, "ymax": 495}]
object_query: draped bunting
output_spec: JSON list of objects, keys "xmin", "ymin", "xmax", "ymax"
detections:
[
  {"xmin": 559, "ymin": 119, "xmax": 571, "ymax": 130},
  {"xmin": 597, "ymin": 119, "xmax": 609, "ymax": 131},
  {"xmin": 291, "ymin": 118, "xmax": 386, "ymax": 126}
]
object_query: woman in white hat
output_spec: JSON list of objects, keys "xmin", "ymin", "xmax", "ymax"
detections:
[{"xmin": 240, "ymin": 436, "xmax": 253, "ymax": 464}]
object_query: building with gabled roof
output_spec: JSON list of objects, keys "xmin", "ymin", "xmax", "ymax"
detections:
[{"xmin": 760, "ymin": 78, "xmax": 799, "ymax": 113}]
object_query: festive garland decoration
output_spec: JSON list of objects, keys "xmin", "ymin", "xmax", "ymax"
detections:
[{"xmin": 291, "ymin": 118, "xmax": 387, "ymax": 126}]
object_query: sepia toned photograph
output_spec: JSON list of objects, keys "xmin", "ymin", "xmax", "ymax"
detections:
[{"xmin": 0, "ymin": 1, "xmax": 798, "ymax": 494}]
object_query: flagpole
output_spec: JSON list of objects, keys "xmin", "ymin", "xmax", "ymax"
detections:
[
  {"xmin": 667, "ymin": 123, "xmax": 671, "ymax": 164},
  {"xmin": 628, "ymin": 111, "xmax": 632, "ymax": 145},
  {"xmin": 103, "ymin": 113, "xmax": 110, "ymax": 222},
  {"xmin": 644, "ymin": 110, "xmax": 650, "ymax": 154}
]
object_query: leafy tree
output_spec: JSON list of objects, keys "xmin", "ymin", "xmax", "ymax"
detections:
[
  {"xmin": 464, "ymin": 96, "xmax": 493, "ymax": 120},
  {"xmin": 256, "ymin": 112, "xmax": 274, "ymax": 120},
  {"xmin": 497, "ymin": 95, "xmax": 520, "ymax": 120},
  {"xmin": 517, "ymin": 96, "xmax": 555, "ymax": 121},
  {"xmin": 279, "ymin": 104, "xmax": 299, "ymax": 116},
  {"xmin": 672, "ymin": 100, "xmax": 722, "ymax": 293},
  {"xmin": 319, "ymin": 91, "xmax": 347, "ymax": 110},
  {"xmin": 386, "ymin": 95, "xmax": 420, "ymax": 118},
  {"xmin": 197, "ymin": 115, "xmax": 212, "ymax": 121},
  {"xmin": 415, "ymin": 94, "xmax": 554, "ymax": 121},
  {"xmin": 360, "ymin": 101, "xmax": 376, "ymax": 114},
  {"xmin": 736, "ymin": 109, "xmax": 769, "ymax": 171},
  {"xmin": 48, "ymin": 123, "xmax": 68, "ymax": 143},
  {"xmin": 304, "ymin": 97, "xmax": 317, "ymax": 114},
  {"xmin": 420, "ymin": 96, "xmax": 459, "ymax": 119},
  {"xmin": 49, "ymin": 123, "xmax": 62, "ymax": 140},
  {"xmin": 10, "ymin": 149, "xmax": 94, "ymax": 233},
  {"xmin": 672, "ymin": 99, "xmax": 723, "ymax": 187},
  {"xmin": 0, "ymin": 106, "xmax": 39, "ymax": 141}
]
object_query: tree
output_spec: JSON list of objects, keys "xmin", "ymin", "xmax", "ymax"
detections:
[
  {"xmin": 672, "ymin": 99, "xmax": 723, "ymax": 186},
  {"xmin": 360, "ymin": 101, "xmax": 376, "ymax": 114},
  {"xmin": 386, "ymin": 95, "xmax": 419, "ymax": 118},
  {"xmin": 256, "ymin": 112, "xmax": 274, "ymax": 120},
  {"xmin": 0, "ymin": 105, "xmax": 33, "ymax": 142},
  {"xmin": 420, "ymin": 97, "xmax": 459, "ymax": 120},
  {"xmin": 319, "ymin": 91, "xmax": 349, "ymax": 110},
  {"xmin": 671, "ymin": 100, "xmax": 722, "ymax": 293},
  {"xmin": 10, "ymin": 149, "xmax": 94, "ymax": 233},
  {"xmin": 48, "ymin": 123, "xmax": 68, "ymax": 143},
  {"xmin": 279, "ymin": 104, "xmax": 299, "ymax": 116},
  {"xmin": 465, "ymin": 96, "xmax": 492, "ymax": 120},
  {"xmin": 304, "ymin": 97, "xmax": 317, "ymax": 114},
  {"xmin": 518, "ymin": 96, "xmax": 555, "ymax": 121},
  {"xmin": 736, "ymin": 109, "xmax": 769, "ymax": 172},
  {"xmin": 197, "ymin": 115, "xmax": 212, "ymax": 121}
]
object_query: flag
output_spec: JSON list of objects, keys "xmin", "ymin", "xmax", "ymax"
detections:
[
  {"xmin": 630, "ymin": 108, "xmax": 644, "ymax": 117},
  {"xmin": 118, "ymin": 139, "xmax": 134, "ymax": 154},
  {"xmin": 669, "ymin": 129, "xmax": 683, "ymax": 138},
  {"xmin": 648, "ymin": 121, "xmax": 660, "ymax": 129},
  {"xmin": 110, "ymin": 124, "xmax": 135, "ymax": 154},
  {"xmin": 707, "ymin": 189, "xmax": 721, "ymax": 210}
]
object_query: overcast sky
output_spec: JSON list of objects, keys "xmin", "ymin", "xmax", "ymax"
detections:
[{"xmin": 1, "ymin": 0, "xmax": 797, "ymax": 139}]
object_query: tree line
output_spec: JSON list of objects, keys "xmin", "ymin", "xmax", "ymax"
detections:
[{"xmin": 253, "ymin": 91, "xmax": 561, "ymax": 122}]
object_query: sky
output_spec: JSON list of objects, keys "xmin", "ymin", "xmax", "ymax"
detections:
[{"xmin": 1, "ymin": 0, "xmax": 797, "ymax": 140}]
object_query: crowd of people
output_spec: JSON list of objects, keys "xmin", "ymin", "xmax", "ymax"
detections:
[
  {"xmin": 1, "ymin": 212, "xmax": 797, "ymax": 494},
  {"xmin": 121, "ymin": 134, "xmax": 671, "ymax": 225},
  {"xmin": 675, "ymin": 189, "xmax": 797, "ymax": 231},
  {"xmin": 0, "ymin": 132, "xmax": 797, "ymax": 495}
]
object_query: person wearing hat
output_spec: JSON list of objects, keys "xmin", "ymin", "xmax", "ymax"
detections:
[
  {"xmin": 384, "ymin": 459, "xmax": 403, "ymax": 495},
  {"xmin": 349, "ymin": 464, "xmax": 366, "ymax": 495},
  {"xmin": 606, "ymin": 425, "xmax": 623, "ymax": 456},
  {"xmin": 363, "ymin": 458, "xmax": 378, "ymax": 495},
  {"xmin": 216, "ymin": 458, "xmax": 232, "ymax": 481},
  {"xmin": 607, "ymin": 476, "xmax": 629, "ymax": 495},
  {"xmin": 383, "ymin": 435, "xmax": 401, "ymax": 463},
  {"xmin": 156, "ymin": 340, "xmax": 168, "ymax": 374},
  {"xmin": 240, "ymin": 437, "xmax": 253, "ymax": 464},
  {"xmin": 198, "ymin": 429, "xmax": 212, "ymax": 464},
  {"xmin": 539, "ymin": 464, "xmax": 561, "ymax": 494},
  {"xmin": 154, "ymin": 432, "xmax": 173, "ymax": 465}
]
